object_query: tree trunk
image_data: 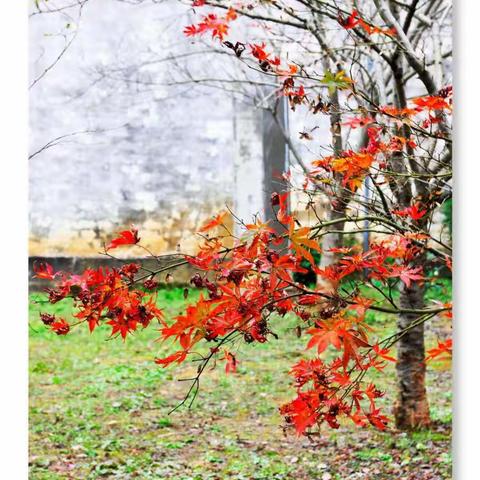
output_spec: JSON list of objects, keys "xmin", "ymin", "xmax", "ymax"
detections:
[{"xmin": 393, "ymin": 256, "xmax": 431, "ymax": 429}]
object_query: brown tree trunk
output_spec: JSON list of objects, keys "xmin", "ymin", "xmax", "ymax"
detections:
[{"xmin": 393, "ymin": 256, "xmax": 431, "ymax": 429}]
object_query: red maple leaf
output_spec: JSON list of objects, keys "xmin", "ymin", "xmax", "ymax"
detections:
[
  {"xmin": 350, "ymin": 410, "xmax": 368, "ymax": 427},
  {"xmin": 306, "ymin": 321, "xmax": 342, "ymax": 354},
  {"xmin": 106, "ymin": 317, "xmax": 137, "ymax": 340},
  {"xmin": 199, "ymin": 211, "xmax": 228, "ymax": 232},
  {"xmin": 33, "ymin": 261, "xmax": 56, "ymax": 280},
  {"xmin": 276, "ymin": 192, "xmax": 291, "ymax": 224},
  {"xmin": 106, "ymin": 228, "xmax": 140, "ymax": 250},
  {"xmin": 224, "ymin": 350, "xmax": 237, "ymax": 374},
  {"xmin": 155, "ymin": 350, "xmax": 188, "ymax": 367},
  {"xmin": 339, "ymin": 328, "xmax": 370, "ymax": 369},
  {"xmin": 250, "ymin": 43, "xmax": 270, "ymax": 61},
  {"xmin": 50, "ymin": 318, "xmax": 70, "ymax": 335},
  {"xmin": 425, "ymin": 338, "xmax": 452, "ymax": 362},
  {"xmin": 445, "ymin": 256, "xmax": 452, "ymax": 271},
  {"xmin": 184, "ymin": 25, "xmax": 198, "ymax": 36},
  {"xmin": 390, "ymin": 265, "xmax": 424, "ymax": 288},
  {"xmin": 412, "ymin": 95, "xmax": 451, "ymax": 111},
  {"xmin": 372, "ymin": 344, "xmax": 396, "ymax": 363},
  {"xmin": 338, "ymin": 10, "xmax": 360, "ymax": 29},
  {"xmin": 392, "ymin": 203, "xmax": 427, "ymax": 221},
  {"xmin": 289, "ymin": 223, "xmax": 321, "ymax": 266},
  {"xmin": 280, "ymin": 391, "xmax": 320, "ymax": 435},
  {"xmin": 366, "ymin": 408, "xmax": 389, "ymax": 430}
]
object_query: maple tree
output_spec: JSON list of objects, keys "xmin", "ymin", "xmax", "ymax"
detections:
[{"xmin": 33, "ymin": 0, "xmax": 452, "ymax": 435}]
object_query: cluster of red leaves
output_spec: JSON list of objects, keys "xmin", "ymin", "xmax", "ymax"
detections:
[
  {"xmin": 225, "ymin": 41, "xmax": 305, "ymax": 109},
  {"xmin": 156, "ymin": 218, "xmax": 309, "ymax": 371},
  {"xmin": 309, "ymin": 91, "xmax": 452, "ymax": 192},
  {"xmin": 379, "ymin": 89, "xmax": 452, "ymax": 128},
  {"xmin": 315, "ymin": 151, "xmax": 374, "ymax": 191},
  {"xmin": 313, "ymin": 235, "xmax": 427, "ymax": 289},
  {"xmin": 279, "ymin": 353, "xmax": 391, "ymax": 435},
  {"xmin": 338, "ymin": 9, "xmax": 396, "ymax": 36},
  {"xmin": 149, "ymin": 223, "xmax": 397, "ymax": 433},
  {"xmin": 38, "ymin": 261, "xmax": 163, "ymax": 339},
  {"xmin": 150, "ymin": 194, "xmax": 444, "ymax": 433},
  {"xmin": 249, "ymin": 42, "xmax": 299, "ymax": 77},
  {"xmin": 184, "ymin": 14, "xmax": 306, "ymax": 110},
  {"xmin": 184, "ymin": 7, "xmax": 237, "ymax": 40},
  {"xmin": 35, "ymin": 192, "xmax": 452, "ymax": 435}
]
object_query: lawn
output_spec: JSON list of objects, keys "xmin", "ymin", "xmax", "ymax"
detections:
[{"xmin": 29, "ymin": 284, "xmax": 452, "ymax": 480}]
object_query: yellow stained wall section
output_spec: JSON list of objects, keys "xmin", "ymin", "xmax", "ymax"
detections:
[{"xmin": 29, "ymin": 212, "xmax": 234, "ymax": 258}]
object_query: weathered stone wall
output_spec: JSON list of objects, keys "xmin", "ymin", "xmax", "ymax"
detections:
[{"xmin": 29, "ymin": 0, "xmax": 235, "ymax": 258}]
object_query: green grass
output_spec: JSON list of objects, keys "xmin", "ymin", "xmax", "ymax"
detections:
[{"xmin": 29, "ymin": 286, "xmax": 451, "ymax": 479}]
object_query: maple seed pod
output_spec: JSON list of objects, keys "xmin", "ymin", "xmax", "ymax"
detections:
[
  {"xmin": 438, "ymin": 85, "xmax": 452, "ymax": 98},
  {"xmin": 47, "ymin": 288, "xmax": 65, "ymax": 304},
  {"xmin": 259, "ymin": 60, "xmax": 271, "ymax": 72},
  {"xmin": 234, "ymin": 42, "xmax": 246, "ymax": 58},
  {"xmin": 318, "ymin": 391, "xmax": 328, "ymax": 402},
  {"xmin": 328, "ymin": 404, "xmax": 339, "ymax": 416},
  {"xmin": 315, "ymin": 372, "xmax": 328, "ymax": 386},
  {"xmin": 190, "ymin": 273, "xmax": 204, "ymax": 288},
  {"xmin": 243, "ymin": 332, "xmax": 254, "ymax": 344},
  {"xmin": 257, "ymin": 318, "xmax": 268, "ymax": 335},
  {"xmin": 40, "ymin": 313, "xmax": 55, "ymax": 326},
  {"xmin": 271, "ymin": 192, "xmax": 280, "ymax": 207},
  {"xmin": 227, "ymin": 270, "xmax": 244, "ymax": 286},
  {"xmin": 204, "ymin": 330, "xmax": 218, "ymax": 342},
  {"xmin": 143, "ymin": 279, "xmax": 159, "ymax": 291},
  {"xmin": 319, "ymin": 306, "xmax": 337, "ymax": 319}
]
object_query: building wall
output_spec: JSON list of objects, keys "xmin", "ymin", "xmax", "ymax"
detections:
[{"xmin": 29, "ymin": 0, "xmax": 236, "ymax": 258}]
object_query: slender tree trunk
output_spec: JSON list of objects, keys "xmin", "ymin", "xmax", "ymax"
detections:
[
  {"xmin": 385, "ymin": 35, "xmax": 431, "ymax": 427},
  {"xmin": 316, "ymin": 49, "xmax": 348, "ymax": 290},
  {"xmin": 393, "ymin": 254, "xmax": 431, "ymax": 429}
]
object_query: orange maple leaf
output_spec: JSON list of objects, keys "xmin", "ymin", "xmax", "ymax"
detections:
[
  {"xmin": 199, "ymin": 211, "xmax": 228, "ymax": 232},
  {"xmin": 289, "ymin": 222, "xmax": 321, "ymax": 266},
  {"xmin": 425, "ymin": 339, "xmax": 452, "ymax": 362}
]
